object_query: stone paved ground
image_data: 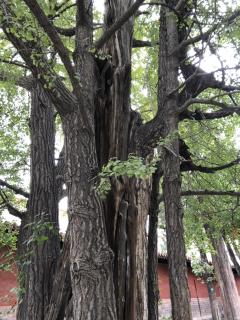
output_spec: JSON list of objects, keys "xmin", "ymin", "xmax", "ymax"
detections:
[{"xmin": 0, "ymin": 306, "xmax": 16, "ymax": 320}]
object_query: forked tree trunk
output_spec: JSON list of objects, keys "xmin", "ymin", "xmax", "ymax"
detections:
[
  {"xmin": 211, "ymin": 236, "xmax": 240, "ymax": 320},
  {"xmin": 158, "ymin": 5, "xmax": 192, "ymax": 320},
  {"xmin": 63, "ymin": 111, "xmax": 117, "ymax": 319},
  {"xmin": 61, "ymin": 1, "xmax": 117, "ymax": 319},
  {"xmin": 17, "ymin": 83, "xmax": 60, "ymax": 320},
  {"xmin": 94, "ymin": 1, "xmax": 151, "ymax": 319}
]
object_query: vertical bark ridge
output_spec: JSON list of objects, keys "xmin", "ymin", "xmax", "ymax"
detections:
[
  {"xmin": 148, "ymin": 165, "xmax": 162, "ymax": 320},
  {"xmin": 17, "ymin": 83, "xmax": 60, "ymax": 320},
  {"xmin": 63, "ymin": 2, "xmax": 117, "ymax": 318},
  {"xmin": 158, "ymin": 4, "xmax": 192, "ymax": 320},
  {"xmin": 63, "ymin": 111, "xmax": 116, "ymax": 319},
  {"xmin": 46, "ymin": 228, "xmax": 71, "ymax": 320},
  {"xmin": 94, "ymin": 1, "xmax": 152, "ymax": 319}
]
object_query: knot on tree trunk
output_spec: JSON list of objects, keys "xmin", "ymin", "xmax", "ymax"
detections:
[{"xmin": 71, "ymin": 247, "xmax": 114, "ymax": 283}]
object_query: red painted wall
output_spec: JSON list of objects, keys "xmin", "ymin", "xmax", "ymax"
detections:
[
  {"xmin": 1, "ymin": 253, "xmax": 240, "ymax": 307},
  {"xmin": 235, "ymin": 276, "xmax": 240, "ymax": 294},
  {"xmin": 158, "ymin": 261, "xmax": 170, "ymax": 299},
  {"xmin": 158, "ymin": 260, "xmax": 221, "ymax": 300},
  {"xmin": 0, "ymin": 248, "xmax": 17, "ymax": 307}
]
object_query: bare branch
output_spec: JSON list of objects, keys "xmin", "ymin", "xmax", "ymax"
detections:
[
  {"xmin": 181, "ymin": 190, "xmax": 240, "ymax": 197},
  {"xmin": 50, "ymin": 2, "xmax": 77, "ymax": 19},
  {"xmin": 133, "ymin": 39, "xmax": 154, "ymax": 47},
  {"xmin": 94, "ymin": 0, "xmax": 145, "ymax": 50},
  {"xmin": 0, "ymin": 179, "xmax": 29, "ymax": 198},
  {"xmin": 159, "ymin": 190, "xmax": 240, "ymax": 202},
  {"xmin": 0, "ymin": 191, "xmax": 24, "ymax": 219},
  {"xmin": 178, "ymin": 97, "xmax": 240, "ymax": 114},
  {"xmin": 3, "ymin": 202, "xmax": 24, "ymax": 219},
  {"xmin": 0, "ymin": 58, "xmax": 28, "ymax": 69},
  {"xmin": 55, "ymin": 23, "xmax": 103, "ymax": 37},
  {"xmin": 180, "ymin": 64, "xmax": 240, "ymax": 100},
  {"xmin": 180, "ymin": 108, "xmax": 240, "ymax": 121},
  {"xmin": 181, "ymin": 158, "xmax": 240, "ymax": 173},
  {"xmin": 140, "ymin": 2, "xmax": 160, "ymax": 5},
  {"xmin": 55, "ymin": 26, "xmax": 75, "ymax": 37}
]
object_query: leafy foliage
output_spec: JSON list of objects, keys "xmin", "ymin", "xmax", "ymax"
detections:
[
  {"xmin": 0, "ymin": 220, "xmax": 18, "ymax": 271},
  {"xmin": 97, "ymin": 155, "xmax": 158, "ymax": 198}
]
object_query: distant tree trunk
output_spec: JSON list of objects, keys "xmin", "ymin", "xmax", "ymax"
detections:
[
  {"xmin": 211, "ymin": 236, "xmax": 240, "ymax": 320},
  {"xmin": 200, "ymin": 252, "xmax": 221, "ymax": 320},
  {"xmin": 226, "ymin": 241, "xmax": 240, "ymax": 276},
  {"xmin": 158, "ymin": 5, "xmax": 192, "ymax": 320},
  {"xmin": 206, "ymin": 281, "xmax": 221, "ymax": 320},
  {"xmin": 148, "ymin": 165, "xmax": 161, "ymax": 320},
  {"xmin": 17, "ymin": 83, "xmax": 60, "ymax": 320}
]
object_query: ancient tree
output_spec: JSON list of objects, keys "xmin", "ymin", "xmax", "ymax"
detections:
[{"xmin": 0, "ymin": 1, "xmax": 240, "ymax": 320}]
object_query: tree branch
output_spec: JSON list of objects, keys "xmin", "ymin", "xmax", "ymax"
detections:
[
  {"xmin": 3, "ymin": 202, "xmax": 24, "ymax": 219},
  {"xmin": 180, "ymin": 108, "xmax": 240, "ymax": 121},
  {"xmin": 159, "ymin": 190, "xmax": 240, "ymax": 202},
  {"xmin": 179, "ymin": 63, "xmax": 240, "ymax": 105},
  {"xmin": 0, "ymin": 179, "xmax": 29, "ymax": 198},
  {"xmin": 175, "ymin": 9, "xmax": 240, "ymax": 53},
  {"xmin": 0, "ymin": 2, "xmax": 77, "ymax": 116},
  {"xmin": 22, "ymin": 0, "xmax": 80, "ymax": 92},
  {"xmin": 50, "ymin": 2, "xmax": 76, "ymax": 20},
  {"xmin": 178, "ymin": 97, "xmax": 240, "ymax": 114},
  {"xmin": 181, "ymin": 158, "xmax": 240, "ymax": 173},
  {"xmin": 0, "ymin": 58, "xmax": 28, "ymax": 69},
  {"xmin": 132, "ymin": 39, "xmax": 153, "ymax": 47},
  {"xmin": 94, "ymin": 0, "xmax": 145, "ymax": 50},
  {"xmin": 181, "ymin": 190, "xmax": 240, "ymax": 197},
  {"xmin": 55, "ymin": 26, "xmax": 75, "ymax": 37},
  {"xmin": 0, "ymin": 191, "xmax": 24, "ymax": 219},
  {"xmin": 55, "ymin": 23, "xmax": 103, "ymax": 37}
]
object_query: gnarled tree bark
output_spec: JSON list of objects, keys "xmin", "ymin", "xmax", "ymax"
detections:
[
  {"xmin": 158, "ymin": 4, "xmax": 192, "ymax": 320},
  {"xmin": 17, "ymin": 83, "xmax": 60, "ymax": 320}
]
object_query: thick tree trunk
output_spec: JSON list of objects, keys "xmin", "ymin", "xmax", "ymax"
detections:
[
  {"xmin": 158, "ymin": 5, "xmax": 192, "ymax": 320},
  {"xmin": 17, "ymin": 83, "xmax": 60, "ymax": 320},
  {"xmin": 60, "ymin": 2, "xmax": 117, "ymax": 318},
  {"xmin": 211, "ymin": 237, "xmax": 240, "ymax": 320},
  {"xmin": 63, "ymin": 111, "xmax": 116, "ymax": 319}
]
